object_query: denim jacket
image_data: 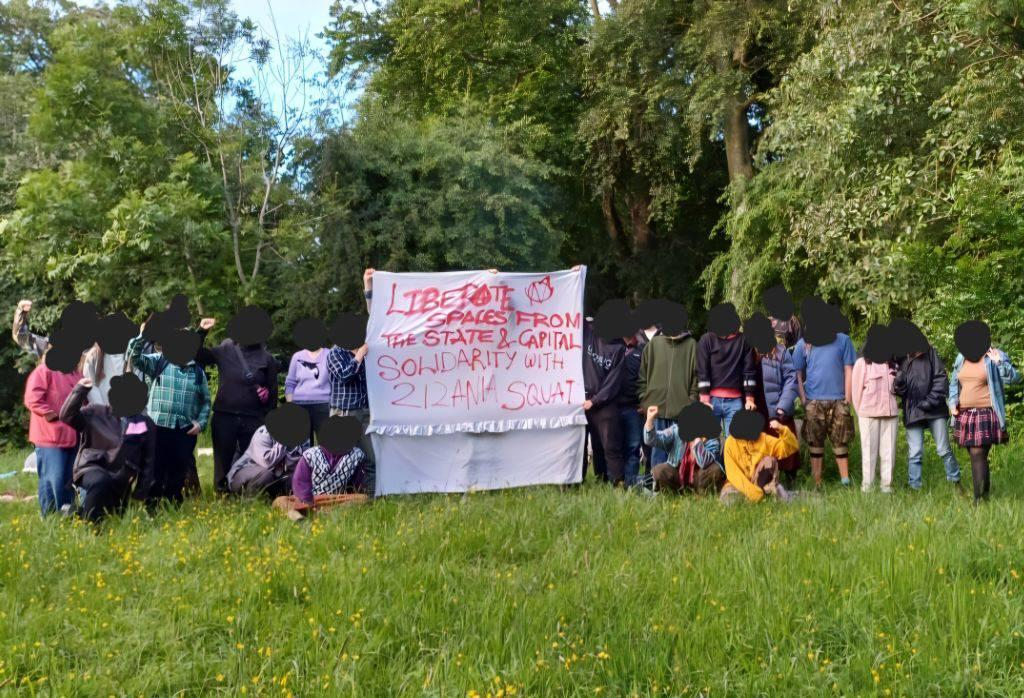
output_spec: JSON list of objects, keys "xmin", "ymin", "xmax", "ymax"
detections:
[{"xmin": 949, "ymin": 349, "xmax": 1020, "ymax": 428}]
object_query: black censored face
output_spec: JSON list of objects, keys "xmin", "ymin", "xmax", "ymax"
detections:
[
  {"xmin": 743, "ymin": 312, "xmax": 776, "ymax": 355},
  {"xmin": 676, "ymin": 402, "xmax": 720, "ymax": 442},
  {"xmin": 329, "ymin": 312, "xmax": 368, "ymax": 350},
  {"xmin": 888, "ymin": 318, "xmax": 930, "ymax": 357},
  {"xmin": 97, "ymin": 312, "xmax": 138, "ymax": 355},
  {"xmin": 707, "ymin": 303, "xmax": 741, "ymax": 337},
  {"xmin": 729, "ymin": 410, "xmax": 765, "ymax": 441},
  {"xmin": 954, "ymin": 320, "xmax": 990, "ymax": 362},
  {"xmin": 108, "ymin": 374, "xmax": 148, "ymax": 417},
  {"xmin": 264, "ymin": 404, "xmax": 311, "ymax": 449},
  {"xmin": 862, "ymin": 324, "xmax": 894, "ymax": 364},
  {"xmin": 318, "ymin": 415, "xmax": 363, "ymax": 454},
  {"xmin": 293, "ymin": 317, "xmax": 329, "ymax": 351},
  {"xmin": 762, "ymin": 285, "xmax": 795, "ymax": 320},
  {"xmin": 161, "ymin": 328, "xmax": 202, "ymax": 367},
  {"xmin": 593, "ymin": 299, "xmax": 637, "ymax": 342},
  {"xmin": 801, "ymin": 296, "xmax": 846, "ymax": 346},
  {"xmin": 227, "ymin": 306, "xmax": 273, "ymax": 346}
]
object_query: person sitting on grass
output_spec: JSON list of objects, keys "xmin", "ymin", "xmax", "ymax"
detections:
[
  {"xmin": 644, "ymin": 403, "xmax": 723, "ymax": 495},
  {"xmin": 227, "ymin": 424, "xmax": 305, "ymax": 498},
  {"xmin": 271, "ymin": 414, "xmax": 369, "ymax": 519},
  {"xmin": 59, "ymin": 374, "xmax": 156, "ymax": 523},
  {"xmin": 721, "ymin": 410, "xmax": 800, "ymax": 504}
]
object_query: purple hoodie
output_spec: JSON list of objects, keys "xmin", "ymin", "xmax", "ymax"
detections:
[{"xmin": 285, "ymin": 349, "xmax": 331, "ymax": 404}]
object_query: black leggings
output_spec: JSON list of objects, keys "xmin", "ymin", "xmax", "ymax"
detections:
[
  {"xmin": 78, "ymin": 469, "xmax": 132, "ymax": 523},
  {"xmin": 968, "ymin": 445, "xmax": 992, "ymax": 501}
]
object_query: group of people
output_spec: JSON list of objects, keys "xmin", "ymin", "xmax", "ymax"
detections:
[
  {"xmin": 13, "ymin": 268, "xmax": 379, "ymax": 522},
  {"xmin": 11, "ymin": 271, "xmax": 1020, "ymax": 523},
  {"xmin": 582, "ymin": 300, "xmax": 1020, "ymax": 505}
]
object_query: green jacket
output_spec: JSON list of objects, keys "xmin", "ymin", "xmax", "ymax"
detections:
[{"xmin": 637, "ymin": 333, "xmax": 698, "ymax": 420}]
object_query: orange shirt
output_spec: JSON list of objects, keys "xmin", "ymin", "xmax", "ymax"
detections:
[{"xmin": 957, "ymin": 360, "xmax": 992, "ymax": 408}]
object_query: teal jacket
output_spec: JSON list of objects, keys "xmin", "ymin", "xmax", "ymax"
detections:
[{"xmin": 948, "ymin": 349, "xmax": 1020, "ymax": 428}]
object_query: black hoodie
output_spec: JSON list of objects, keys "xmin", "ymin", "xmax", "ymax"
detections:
[{"xmin": 582, "ymin": 322, "xmax": 627, "ymax": 410}]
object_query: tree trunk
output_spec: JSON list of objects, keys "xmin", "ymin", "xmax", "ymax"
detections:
[
  {"xmin": 627, "ymin": 192, "xmax": 653, "ymax": 250},
  {"xmin": 718, "ymin": 44, "xmax": 755, "ymax": 303},
  {"xmin": 601, "ymin": 189, "xmax": 624, "ymax": 242}
]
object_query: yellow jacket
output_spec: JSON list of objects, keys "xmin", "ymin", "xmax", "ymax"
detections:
[{"xmin": 724, "ymin": 425, "xmax": 799, "ymax": 502}]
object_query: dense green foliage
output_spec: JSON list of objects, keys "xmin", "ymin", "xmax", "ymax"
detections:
[
  {"xmin": 2, "ymin": 0, "xmax": 1023, "ymax": 434},
  {"xmin": 3, "ymin": 444, "xmax": 1024, "ymax": 694}
]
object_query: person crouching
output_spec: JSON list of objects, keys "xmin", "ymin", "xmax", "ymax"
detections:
[
  {"xmin": 721, "ymin": 410, "xmax": 800, "ymax": 504},
  {"xmin": 273, "ymin": 416, "xmax": 369, "ymax": 518},
  {"xmin": 59, "ymin": 374, "xmax": 156, "ymax": 523},
  {"xmin": 644, "ymin": 402, "xmax": 724, "ymax": 495}
]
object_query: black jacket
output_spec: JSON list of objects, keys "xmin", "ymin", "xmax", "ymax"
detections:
[
  {"xmin": 696, "ymin": 333, "xmax": 758, "ymax": 398},
  {"xmin": 59, "ymin": 383, "xmax": 158, "ymax": 491},
  {"xmin": 893, "ymin": 348, "xmax": 950, "ymax": 426},
  {"xmin": 615, "ymin": 336, "xmax": 645, "ymax": 408},
  {"xmin": 197, "ymin": 333, "xmax": 278, "ymax": 416},
  {"xmin": 582, "ymin": 322, "xmax": 627, "ymax": 410}
]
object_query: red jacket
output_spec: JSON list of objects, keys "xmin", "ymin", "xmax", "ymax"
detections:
[{"xmin": 24, "ymin": 363, "xmax": 81, "ymax": 448}]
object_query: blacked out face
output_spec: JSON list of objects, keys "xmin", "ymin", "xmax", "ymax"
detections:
[
  {"xmin": 954, "ymin": 320, "xmax": 990, "ymax": 362},
  {"xmin": 729, "ymin": 410, "xmax": 764, "ymax": 441},
  {"xmin": 593, "ymin": 299, "xmax": 636, "ymax": 342},
  {"xmin": 329, "ymin": 312, "xmax": 368, "ymax": 350},
  {"xmin": 45, "ymin": 345, "xmax": 82, "ymax": 373},
  {"xmin": 762, "ymin": 285, "xmax": 794, "ymax": 320},
  {"xmin": 227, "ymin": 306, "xmax": 273, "ymax": 346},
  {"xmin": 676, "ymin": 402, "xmax": 720, "ymax": 442},
  {"xmin": 889, "ymin": 318, "xmax": 929, "ymax": 356},
  {"xmin": 97, "ymin": 312, "xmax": 139, "ymax": 354},
  {"xmin": 264, "ymin": 403, "xmax": 311, "ymax": 449},
  {"xmin": 801, "ymin": 297, "xmax": 839, "ymax": 346},
  {"xmin": 161, "ymin": 329, "xmax": 201, "ymax": 367},
  {"xmin": 109, "ymin": 374, "xmax": 148, "ymax": 417},
  {"xmin": 862, "ymin": 324, "xmax": 894, "ymax": 364},
  {"xmin": 743, "ymin": 312, "xmax": 776, "ymax": 354},
  {"xmin": 293, "ymin": 318, "xmax": 329, "ymax": 351},
  {"xmin": 707, "ymin": 303, "xmax": 741, "ymax": 337},
  {"xmin": 318, "ymin": 415, "xmax": 362, "ymax": 454}
]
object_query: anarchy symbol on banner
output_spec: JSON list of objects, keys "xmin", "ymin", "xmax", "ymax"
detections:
[{"xmin": 525, "ymin": 276, "xmax": 554, "ymax": 306}]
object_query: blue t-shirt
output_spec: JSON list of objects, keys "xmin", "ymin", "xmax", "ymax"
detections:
[{"xmin": 792, "ymin": 333, "xmax": 856, "ymax": 401}]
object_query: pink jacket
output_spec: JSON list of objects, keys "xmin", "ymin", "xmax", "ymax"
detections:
[
  {"xmin": 24, "ymin": 363, "xmax": 81, "ymax": 448},
  {"xmin": 851, "ymin": 358, "xmax": 898, "ymax": 418}
]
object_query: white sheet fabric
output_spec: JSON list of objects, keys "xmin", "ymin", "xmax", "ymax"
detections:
[
  {"xmin": 372, "ymin": 426, "xmax": 584, "ymax": 495},
  {"xmin": 366, "ymin": 268, "xmax": 587, "ymax": 435}
]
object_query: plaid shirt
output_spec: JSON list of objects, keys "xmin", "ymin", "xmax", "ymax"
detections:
[
  {"xmin": 327, "ymin": 346, "xmax": 369, "ymax": 411},
  {"xmin": 127, "ymin": 335, "xmax": 211, "ymax": 430}
]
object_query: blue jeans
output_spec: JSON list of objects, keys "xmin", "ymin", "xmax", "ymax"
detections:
[
  {"xmin": 651, "ymin": 417, "xmax": 675, "ymax": 466},
  {"xmin": 906, "ymin": 417, "xmax": 961, "ymax": 489},
  {"xmin": 711, "ymin": 396, "xmax": 745, "ymax": 440},
  {"xmin": 36, "ymin": 446, "xmax": 75, "ymax": 516},
  {"xmin": 618, "ymin": 406, "xmax": 644, "ymax": 486}
]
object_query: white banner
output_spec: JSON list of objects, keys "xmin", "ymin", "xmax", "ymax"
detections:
[{"xmin": 366, "ymin": 268, "xmax": 587, "ymax": 436}]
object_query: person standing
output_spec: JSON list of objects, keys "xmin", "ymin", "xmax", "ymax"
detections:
[
  {"xmin": 196, "ymin": 316, "xmax": 278, "ymax": 494},
  {"xmin": 24, "ymin": 354, "xmax": 81, "ymax": 514},
  {"xmin": 637, "ymin": 327, "xmax": 698, "ymax": 466},
  {"xmin": 948, "ymin": 321, "xmax": 1020, "ymax": 502},
  {"xmin": 615, "ymin": 333, "xmax": 645, "ymax": 486},
  {"xmin": 792, "ymin": 331, "xmax": 857, "ymax": 487},
  {"xmin": 582, "ymin": 318, "xmax": 627, "ymax": 484},
  {"xmin": 892, "ymin": 335, "xmax": 961, "ymax": 491},
  {"xmin": 126, "ymin": 330, "xmax": 211, "ymax": 504},
  {"xmin": 759, "ymin": 341, "xmax": 801, "ymax": 486},
  {"xmin": 851, "ymin": 327, "xmax": 899, "ymax": 493},
  {"xmin": 697, "ymin": 303, "xmax": 758, "ymax": 438},
  {"xmin": 285, "ymin": 342, "xmax": 331, "ymax": 446}
]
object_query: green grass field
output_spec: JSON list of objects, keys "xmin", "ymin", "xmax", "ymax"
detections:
[{"xmin": 1, "ymin": 436, "xmax": 1023, "ymax": 696}]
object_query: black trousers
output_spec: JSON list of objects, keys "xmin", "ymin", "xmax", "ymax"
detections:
[
  {"xmin": 585, "ymin": 404, "xmax": 624, "ymax": 484},
  {"xmin": 78, "ymin": 469, "xmax": 132, "ymax": 523},
  {"xmin": 297, "ymin": 402, "xmax": 330, "ymax": 445},
  {"xmin": 153, "ymin": 426, "xmax": 198, "ymax": 505},
  {"xmin": 211, "ymin": 411, "xmax": 263, "ymax": 493}
]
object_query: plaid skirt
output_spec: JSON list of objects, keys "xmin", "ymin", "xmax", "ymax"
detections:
[{"xmin": 954, "ymin": 407, "xmax": 1009, "ymax": 447}]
